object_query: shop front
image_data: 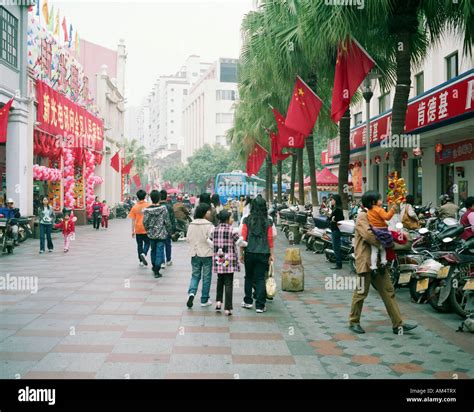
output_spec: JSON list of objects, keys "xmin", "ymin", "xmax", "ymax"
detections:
[
  {"xmin": 33, "ymin": 80, "xmax": 104, "ymax": 223},
  {"xmin": 327, "ymin": 69, "xmax": 474, "ymax": 205}
]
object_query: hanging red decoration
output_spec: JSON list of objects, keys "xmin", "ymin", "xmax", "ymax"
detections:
[
  {"xmin": 385, "ymin": 151, "xmax": 390, "ymax": 161},
  {"xmin": 374, "ymin": 155, "xmax": 381, "ymax": 165},
  {"xmin": 413, "ymin": 147, "xmax": 423, "ymax": 157},
  {"xmin": 349, "ymin": 163, "xmax": 354, "ymax": 170},
  {"xmin": 435, "ymin": 143, "xmax": 443, "ymax": 153}
]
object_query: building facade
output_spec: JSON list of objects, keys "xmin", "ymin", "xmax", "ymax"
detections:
[
  {"xmin": 326, "ymin": 32, "xmax": 474, "ymax": 207},
  {"xmin": 0, "ymin": 3, "xmax": 34, "ymax": 215},
  {"xmin": 182, "ymin": 58, "xmax": 238, "ymax": 162}
]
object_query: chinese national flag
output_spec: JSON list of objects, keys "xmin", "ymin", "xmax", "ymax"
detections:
[
  {"xmin": 133, "ymin": 174, "xmax": 142, "ymax": 189},
  {"xmin": 272, "ymin": 108, "xmax": 305, "ymax": 149},
  {"xmin": 0, "ymin": 99, "xmax": 14, "ymax": 144},
  {"xmin": 246, "ymin": 143, "xmax": 267, "ymax": 176},
  {"xmin": 110, "ymin": 151, "xmax": 120, "ymax": 172},
  {"xmin": 122, "ymin": 159, "xmax": 134, "ymax": 175},
  {"xmin": 285, "ymin": 76, "xmax": 323, "ymax": 136},
  {"xmin": 62, "ymin": 17, "xmax": 68, "ymax": 43},
  {"xmin": 331, "ymin": 38, "xmax": 375, "ymax": 123},
  {"xmin": 270, "ymin": 132, "xmax": 291, "ymax": 165}
]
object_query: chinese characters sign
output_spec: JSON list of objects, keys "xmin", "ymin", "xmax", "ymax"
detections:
[
  {"xmin": 328, "ymin": 72, "xmax": 474, "ymax": 157},
  {"xmin": 36, "ymin": 80, "xmax": 104, "ymax": 152},
  {"xmin": 435, "ymin": 139, "xmax": 474, "ymax": 165}
]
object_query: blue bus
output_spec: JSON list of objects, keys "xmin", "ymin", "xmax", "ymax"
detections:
[{"xmin": 215, "ymin": 171, "xmax": 265, "ymax": 205}]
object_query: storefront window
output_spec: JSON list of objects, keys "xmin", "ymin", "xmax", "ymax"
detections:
[{"xmin": 411, "ymin": 158, "xmax": 422, "ymax": 205}]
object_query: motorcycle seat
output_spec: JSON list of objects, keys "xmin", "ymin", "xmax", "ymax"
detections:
[
  {"xmin": 313, "ymin": 216, "xmax": 329, "ymax": 229},
  {"xmin": 16, "ymin": 217, "xmax": 29, "ymax": 224},
  {"xmin": 438, "ymin": 224, "xmax": 464, "ymax": 240}
]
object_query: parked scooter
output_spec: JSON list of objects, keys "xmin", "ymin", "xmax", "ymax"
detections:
[
  {"xmin": 17, "ymin": 217, "xmax": 33, "ymax": 243},
  {"xmin": 305, "ymin": 216, "xmax": 330, "ymax": 253}
]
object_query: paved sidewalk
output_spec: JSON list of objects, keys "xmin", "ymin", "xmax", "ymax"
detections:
[{"xmin": 0, "ymin": 219, "xmax": 472, "ymax": 379}]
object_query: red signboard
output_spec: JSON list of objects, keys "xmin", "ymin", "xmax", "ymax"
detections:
[
  {"xmin": 328, "ymin": 72, "xmax": 474, "ymax": 156},
  {"xmin": 36, "ymin": 80, "xmax": 104, "ymax": 152},
  {"xmin": 435, "ymin": 139, "xmax": 474, "ymax": 165},
  {"xmin": 321, "ymin": 150, "xmax": 334, "ymax": 166}
]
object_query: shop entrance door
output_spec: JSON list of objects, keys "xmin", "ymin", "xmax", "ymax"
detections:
[
  {"xmin": 412, "ymin": 159, "xmax": 423, "ymax": 205},
  {"xmin": 441, "ymin": 163, "xmax": 455, "ymax": 198}
]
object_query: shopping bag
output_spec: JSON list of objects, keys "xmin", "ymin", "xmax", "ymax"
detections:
[{"xmin": 266, "ymin": 262, "xmax": 277, "ymax": 298}]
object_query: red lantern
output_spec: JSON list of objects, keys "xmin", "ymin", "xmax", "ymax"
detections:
[
  {"xmin": 374, "ymin": 155, "xmax": 381, "ymax": 165},
  {"xmin": 413, "ymin": 147, "xmax": 423, "ymax": 157},
  {"xmin": 435, "ymin": 143, "xmax": 443, "ymax": 153}
]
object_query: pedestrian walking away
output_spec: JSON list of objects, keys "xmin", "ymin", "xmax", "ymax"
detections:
[
  {"xmin": 328, "ymin": 194, "xmax": 344, "ymax": 270},
  {"xmin": 38, "ymin": 196, "xmax": 55, "ymax": 254},
  {"xmin": 185, "ymin": 202, "xmax": 214, "ymax": 308},
  {"xmin": 101, "ymin": 200, "xmax": 110, "ymax": 229},
  {"xmin": 240, "ymin": 196, "xmax": 274, "ymax": 313},
  {"xmin": 54, "ymin": 209, "xmax": 75, "ymax": 252},
  {"xmin": 209, "ymin": 209, "xmax": 242, "ymax": 316},
  {"xmin": 160, "ymin": 189, "xmax": 176, "ymax": 268},
  {"xmin": 348, "ymin": 190, "xmax": 417, "ymax": 335},
  {"xmin": 143, "ymin": 190, "xmax": 172, "ymax": 278},
  {"xmin": 128, "ymin": 189, "xmax": 151, "ymax": 267}
]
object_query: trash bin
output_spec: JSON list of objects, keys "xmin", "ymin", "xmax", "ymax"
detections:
[{"xmin": 288, "ymin": 224, "xmax": 302, "ymax": 244}]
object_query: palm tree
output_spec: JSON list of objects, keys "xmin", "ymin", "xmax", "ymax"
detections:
[{"xmin": 124, "ymin": 139, "xmax": 149, "ymax": 177}]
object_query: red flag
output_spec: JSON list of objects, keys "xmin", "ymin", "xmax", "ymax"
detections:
[
  {"xmin": 122, "ymin": 159, "xmax": 134, "ymax": 175},
  {"xmin": 272, "ymin": 108, "xmax": 305, "ymax": 149},
  {"xmin": 331, "ymin": 38, "xmax": 375, "ymax": 123},
  {"xmin": 62, "ymin": 17, "xmax": 69, "ymax": 43},
  {"xmin": 270, "ymin": 132, "xmax": 291, "ymax": 165},
  {"xmin": 110, "ymin": 151, "xmax": 120, "ymax": 172},
  {"xmin": 133, "ymin": 174, "xmax": 142, "ymax": 188},
  {"xmin": 0, "ymin": 98, "xmax": 14, "ymax": 144},
  {"xmin": 285, "ymin": 76, "xmax": 323, "ymax": 136},
  {"xmin": 246, "ymin": 143, "xmax": 267, "ymax": 176},
  {"xmin": 145, "ymin": 183, "xmax": 151, "ymax": 193}
]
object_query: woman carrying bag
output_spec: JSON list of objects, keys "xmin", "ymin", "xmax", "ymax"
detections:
[{"xmin": 401, "ymin": 195, "xmax": 420, "ymax": 230}]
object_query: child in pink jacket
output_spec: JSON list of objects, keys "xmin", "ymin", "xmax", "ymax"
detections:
[{"xmin": 101, "ymin": 200, "xmax": 110, "ymax": 229}]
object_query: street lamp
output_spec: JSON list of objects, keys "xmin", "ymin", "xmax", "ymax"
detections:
[{"xmin": 362, "ymin": 72, "xmax": 380, "ymax": 191}]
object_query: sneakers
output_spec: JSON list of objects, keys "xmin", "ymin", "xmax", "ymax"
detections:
[
  {"xmin": 64, "ymin": 249, "xmax": 69, "ymax": 253},
  {"xmin": 224, "ymin": 310, "xmax": 232, "ymax": 316},
  {"xmin": 39, "ymin": 250, "xmax": 44, "ymax": 254},
  {"xmin": 201, "ymin": 299, "xmax": 212, "ymax": 307},
  {"xmin": 241, "ymin": 302, "xmax": 253, "ymax": 309},
  {"xmin": 256, "ymin": 307, "xmax": 267, "ymax": 313},
  {"xmin": 139, "ymin": 253, "xmax": 148, "ymax": 266},
  {"xmin": 139, "ymin": 262, "xmax": 144, "ymax": 267},
  {"xmin": 48, "ymin": 249, "xmax": 53, "ymax": 253},
  {"xmin": 186, "ymin": 294, "xmax": 195, "ymax": 308},
  {"xmin": 166, "ymin": 260, "xmax": 172, "ymax": 266},
  {"xmin": 215, "ymin": 302, "xmax": 222, "ymax": 312},
  {"xmin": 152, "ymin": 267, "xmax": 162, "ymax": 278},
  {"xmin": 160, "ymin": 263, "xmax": 166, "ymax": 270}
]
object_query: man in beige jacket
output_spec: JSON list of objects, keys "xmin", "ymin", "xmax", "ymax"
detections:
[
  {"xmin": 349, "ymin": 190, "xmax": 418, "ymax": 335},
  {"xmin": 186, "ymin": 202, "xmax": 214, "ymax": 309}
]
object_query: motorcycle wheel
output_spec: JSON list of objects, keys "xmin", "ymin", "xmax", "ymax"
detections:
[
  {"xmin": 409, "ymin": 278, "xmax": 427, "ymax": 303},
  {"xmin": 18, "ymin": 226, "xmax": 28, "ymax": 242},
  {"xmin": 427, "ymin": 280, "xmax": 452, "ymax": 313},
  {"xmin": 7, "ymin": 245, "xmax": 14, "ymax": 254},
  {"xmin": 313, "ymin": 241, "xmax": 326, "ymax": 254},
  {"xmin": 305, "ymin": 237, "xmax": 314, "ymax": 251},
  {"xmin": 449, "ymin": 271, "xmax": 469, "ymax": 319}
]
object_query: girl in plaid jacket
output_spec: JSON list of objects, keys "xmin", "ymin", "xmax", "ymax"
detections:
[{"xmin": 209, "ymin": 210, "xmax": 245, "ymax": 316}]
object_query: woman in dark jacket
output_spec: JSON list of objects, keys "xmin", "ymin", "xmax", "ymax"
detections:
[
  {"xmin": 329, "ymin": 194, "xmax": 345, "ymax": 270},
  {"xmin": 240, "ymin": 197, "xmax": 274, "ymax": 313}
]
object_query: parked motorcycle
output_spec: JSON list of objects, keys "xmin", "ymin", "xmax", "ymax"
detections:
[
  {"xmin": 305, "ymin": 216, "xmax": 330, "ymax": 253},
  {"xmin": 17, "ymin": 217, "xmax": 33, "ymax": 243},
  {"xmin": 115, "ymin": 204, "xmax": 128, "ymax": 219},
  {"xmin": 279, "ymin": 205, "xmax": 298, "ymax": 237},
  {"xmin": 0, "ymin": 218, "xmax": 16, "ymax": 255},
  {"xmin": 171, "ymin": 217, "xmax": 191, "ymax": 242}
]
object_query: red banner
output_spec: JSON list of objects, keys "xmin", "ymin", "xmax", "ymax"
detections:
[
  {"xmin": 328, "ymin": 72, "xmax": 474, "ymax": 156},
  {"xmin": 435, "ymin": 139, "xmax": 474, "ymax": 165},
  {"xmin": 36, "ymin": 80, "xmax": 104, "ymax": 152}
]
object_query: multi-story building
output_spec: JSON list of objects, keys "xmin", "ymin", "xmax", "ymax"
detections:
[
  {"xmin": 326, "ymin": 32, "xmax": 474, "ymax": 207},
  {"xmin": 0, "ymin": 3, "xmax": 34, "ymax": 214},
  {"xmin": 80, "ymin": 39, "xmax": 127, "ymax": 205},
  {"xmin": 182, "ymin": 58, "xmax": 238, "ymax": 162}
]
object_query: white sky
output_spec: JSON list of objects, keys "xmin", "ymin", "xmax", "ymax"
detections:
[{"xmin": 55, "ymin": 0, "xmax": 254, "ymax": 106}]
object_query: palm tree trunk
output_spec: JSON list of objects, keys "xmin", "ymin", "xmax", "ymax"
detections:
[
  {"xmin": 277, "ymin": 160, "xmax": 282, "ymax": 203},
  {"xmin": 306, "ymin": 134, "xmax": 319, "ymax": 207},
  {"xmin": 390, "ymin": 31, "xmax": 413, "ymax": 176},
  {"xmin": 290, "ymin": 151, "xmax": 296, "ymax": 204},
  {"xmin": 266, "ymin": 155, "xmax": 273, "ymax": 204},
  {"xmin": 338, "ymin": 108, "xmax": 351, "ymax": 210},
  {"xmin": 297, "ymin": 148, "xmax": 304, "ymax": 205}
]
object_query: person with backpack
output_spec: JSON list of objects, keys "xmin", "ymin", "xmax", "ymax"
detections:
[
  {"xmin": 91, "ymin": 197, "xmax": 103, "ymax": 230},
  {"xmin": 240, "ymin": 197, "xmax": 274, "ymax": 313},
  {"xmin": 128, "ymin": 189, "xmax": 151, "ymax": 266},
  {"xmin": 159, "ymin": 190, "xmax": 176, "ymax": 268},
  {"xmin": 143, "ymin": 190, "xmax": 172, "ymax": 278}
]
